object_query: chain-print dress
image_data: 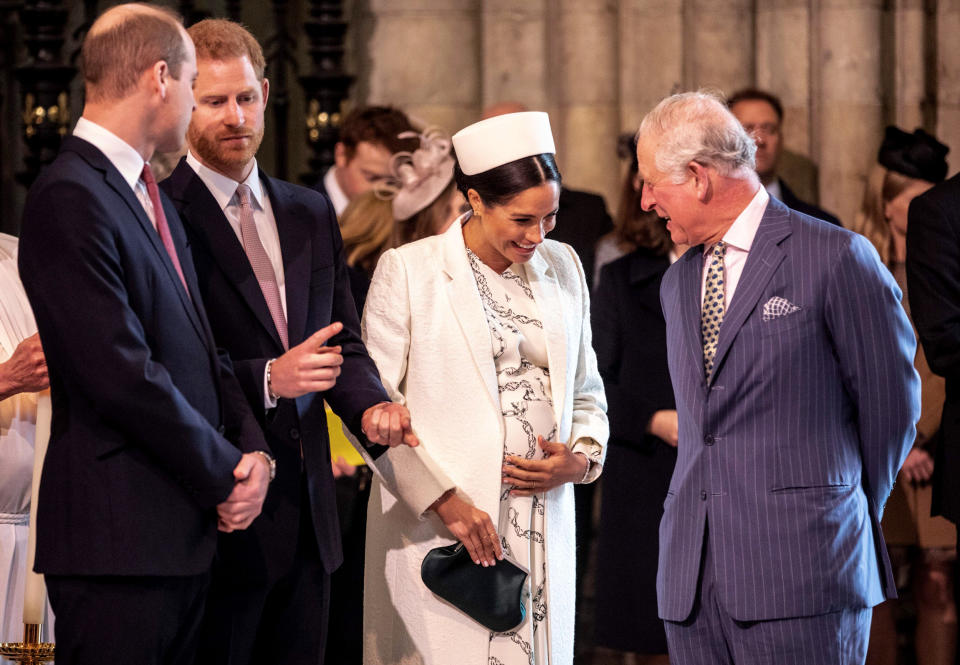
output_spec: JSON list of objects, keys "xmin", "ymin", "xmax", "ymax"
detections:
[{"xmin": 467, "ymin": 249, "xmax": 554, "ymax": 665}]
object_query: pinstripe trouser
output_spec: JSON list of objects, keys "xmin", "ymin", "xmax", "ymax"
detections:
[{"xmin": 664, "ymin": 521, "xmax": 872, "ymax": 665}]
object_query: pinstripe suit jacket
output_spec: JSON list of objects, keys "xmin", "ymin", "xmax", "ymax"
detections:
[{"xmin": 657, "ymin": 196, "xmax": 920, "ymax": 622}]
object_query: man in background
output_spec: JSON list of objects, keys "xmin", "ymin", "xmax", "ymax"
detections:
[
  {"xmin": 314, "ymin": 105, "xmax": 419, "ymax": 217},
  {"xmin": 18, "ymin": 5, "xmax": 272, "ymax": 663},
  {"xmin": 728, "ymin": 87, "xmax": 842, "ymax": 226}
]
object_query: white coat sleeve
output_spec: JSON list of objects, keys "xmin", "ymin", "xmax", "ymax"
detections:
[
  {"xmin": 360, "ymin": 248, "xmax": 456, "ymax": 518},
  {"xmin": 563, "ymin": 244, "xmax": 609, "ymax": 483}
]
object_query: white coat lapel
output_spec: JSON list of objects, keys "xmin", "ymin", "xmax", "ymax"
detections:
[
  {"xmin": 440, "ymin": 220, "xmax": 501, "ymax": 414},
  {"xmin": 525, "ymin": 248, "xmax": 567, "ymax": 433}
]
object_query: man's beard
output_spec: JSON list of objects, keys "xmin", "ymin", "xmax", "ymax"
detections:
[{"xmin": 188, "ymin": 124, "xmax": 263, "ymax": 176}]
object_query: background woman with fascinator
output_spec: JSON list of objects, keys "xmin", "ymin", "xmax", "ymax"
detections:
[
  {"xmin": 360, "ymin": 111, "xmax": 608, "ymax": 665},
  {"xmin": 857, "ymin": 127, "xmax": 957, "ymax": 665},
  {"xmin": 339, "ymin": 127, "xmax": 465, "ymax": 313}
]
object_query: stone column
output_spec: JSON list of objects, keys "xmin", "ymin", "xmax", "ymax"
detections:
[
  {"xmin": 756, "ymin": 0, "xmax": 819, "ymax": 203},
  {"xmin": 890, "ymin": 0, "xmax": 928, "ymax": 131},
  {"xmin": 683, "ymin": 0, "xmax": 755, "ymax": 93},
  {"xmin": 364, "ymin": 0, "xmax": 481, "ymax": 136},
  {"xmin": 557, "ymin": 0, "xmax": 619, "ymax": 204},
  {"xmin": 619, "ymin": 0, "xmax": 684, "ymax": 132},
  {"xmin": 756, "ymin": 0, "xmax": 812, "ymax": 154},
  {"xmin": 816, "ymin": 0, "xmax": 884, "ymax": 227},
  {"xmin": 481, "ymin": 0, "xmax": 549, "ymax": 112},
  {"xmin": 937, "ymin": 0, "xmax": 960, "ymax": 172}
]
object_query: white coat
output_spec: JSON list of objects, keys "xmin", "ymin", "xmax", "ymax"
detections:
[{"xmin": 359, "ymin": 218, "xmax": 609, "ymax": 665}]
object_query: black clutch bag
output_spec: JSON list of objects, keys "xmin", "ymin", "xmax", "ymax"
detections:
[{"xmin": 420, "ymin": 542, "xmax": 528, "ymax": 632}]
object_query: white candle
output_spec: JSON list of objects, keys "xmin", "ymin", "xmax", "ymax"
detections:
[{"xmin": 22, "ymin": 389, "xmax": 50, "ymax": 627}]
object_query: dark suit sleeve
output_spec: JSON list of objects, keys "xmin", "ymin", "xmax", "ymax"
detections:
[
  {"xmin": 216, "ymin": 349, "xmax": 271, "ymax": 454},
  {"xmin": 592, "ymin": 264, "xmax": 671, "ymax": 450},
  {"xmin": 907, "ymin": 191, "xmax": 960, "ymax": 377},
  {"xmin": 824, "ymin": 233, "xmax": 919, "ymax": 513},
  {"xmin": 19, "ymin": 179, "xmax": 240, "ymax": 508},
  {"xmin": 309, "ymin": 194, "xmax": 389, "ymax": 449}
]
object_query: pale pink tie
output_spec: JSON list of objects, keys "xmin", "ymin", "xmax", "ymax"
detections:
[
  {"xmin": 141, "ymin": 163, "xmax": 190, "ymax": 297},
  {"xmin": 236, "ymin": 183, "xmax": 288, "ymax": 349}
]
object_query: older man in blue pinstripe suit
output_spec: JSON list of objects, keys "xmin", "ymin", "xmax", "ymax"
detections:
[{"xmin": 636, "ymin": 91, "xmax": 920, "ymax": 664}]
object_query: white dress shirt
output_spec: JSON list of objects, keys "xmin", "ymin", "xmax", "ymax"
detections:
[
  {"xmin": 700, "ymin": 186, "xmax": 769, "ymax": 308},
  {"xmin": 73, "ymin": 117, "xmax": 157, "ymax": 228},
  {"xmin": 186, "ymin": 151, "xmax": 287, "ymax": 408},
  {"xmin": 323, "ymin": 167, "xmax": 349, "ymax": 217}
]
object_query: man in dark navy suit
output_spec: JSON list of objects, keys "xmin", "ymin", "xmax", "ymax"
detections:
[
  {"xmin": 18, "ymin": 5, "xmax": 272, "ymax": 664},
  {"xmin": 638, "ymin": 91, "xmax": 918, "ymax": 664},
  {"xmin": 161, "ymin": 19, "xmax": 417, "ymax": 665}
]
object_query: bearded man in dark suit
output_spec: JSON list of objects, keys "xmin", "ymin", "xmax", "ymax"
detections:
[{"xmin": 160, "ymin": 19, "xmax": 417, "ymax": 665}]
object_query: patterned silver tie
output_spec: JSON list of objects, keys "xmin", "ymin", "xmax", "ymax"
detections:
[
  {"xmin": 236, "ymin": 184, "xmax": 288, "ymax": 349},
  {"xmin": 701, "ymin": 241, "xmax": 726, "ymax": 379}
]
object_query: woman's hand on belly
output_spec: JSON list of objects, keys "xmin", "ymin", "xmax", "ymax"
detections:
[
  {"xmin": 430, "ymin": 489, "xmax": 503, "ymax": 567},
  {"xmin": 502, "ymin": 436, "xmax": 589, "ymax": 496}
]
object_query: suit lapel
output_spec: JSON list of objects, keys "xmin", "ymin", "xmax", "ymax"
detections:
[
  {"xmin": 677, "ymin": 247, "xmax": 706, "ymax": 383},
  {"xmin": 167, "ymin": 161, "xmax": 286, "ymax": 352},
  {"xmin": 264, "ymin": 175, "xmax": 309, "ymax": 347},
  {"xmin": 93, "ymin": 152, "xmax": 208, "ymax": 347},
  {"xmin": 710, "ymin": 199, "xmax": 792, "ymax": 383},
  {"xmin": 525, "ymin": 250, "xmax": 567, "ymax": 430},
  {"xmin": 440, "ymin": 221, "xmax": 500, "ymax": 414}
]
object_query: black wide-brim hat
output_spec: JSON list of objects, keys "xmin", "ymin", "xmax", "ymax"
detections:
[{"xmin": 878, "ymin": 126, "xmax": 949, "ymax": 183}]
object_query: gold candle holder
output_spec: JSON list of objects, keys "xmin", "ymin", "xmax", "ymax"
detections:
[{"xmin": 0, "ymin": 623, "xmax": 55, "ymax": 664}]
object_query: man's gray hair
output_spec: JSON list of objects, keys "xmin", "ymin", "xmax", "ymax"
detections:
[{"xmin": 638, "ymin": 90, "xmax": 757, "ymax": 183}]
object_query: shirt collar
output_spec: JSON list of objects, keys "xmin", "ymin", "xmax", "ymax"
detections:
[
  {"xmin": 186, "ymin": 151, "xmax": 263, "ymax": 212},
  {"xmin": 703, "ymin": 186, "xmax": 769, "ymax": 255},
  {"xmin": 323, "ymin": 167, "xmax": 349, "ymax": 217},
  {"xmin": 764, "ymin": 178, "xmax": 783, "ymax": 202},
  {"xmin": 73, "ymin": 117, "xmax": 145, "ymax": 191}
]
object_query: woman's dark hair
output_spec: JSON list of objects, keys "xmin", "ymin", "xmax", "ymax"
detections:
[{"xmin": 453, "ymin": 153, "xmax": 561, "ymax": 207}]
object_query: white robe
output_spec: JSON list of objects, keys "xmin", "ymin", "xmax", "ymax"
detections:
[
  {"xmin": 359, "ymin": 220, "xmax": 608, "ymax": 665},
  {"xmin": 0, "ymin": 233, "xmax": 52, "ymax": 642}
]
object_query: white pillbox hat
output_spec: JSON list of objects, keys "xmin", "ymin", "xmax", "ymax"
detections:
[{"xmin": 452, "ymin": 111, "xmax": 556, "ymax": 176}]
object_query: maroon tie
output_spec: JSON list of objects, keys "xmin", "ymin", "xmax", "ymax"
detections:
[{"xmin": 140, "ymin": 163, "xmax": 190, "ymax": 297}]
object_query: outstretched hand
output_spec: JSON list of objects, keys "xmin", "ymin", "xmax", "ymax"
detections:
[
  {"xmin": 361, "ymin": 401, "xmax": 419, "ymax": 447},
  {"xmin": 501, "ymin": 436, "xmax": 588, "ymax": 496}
]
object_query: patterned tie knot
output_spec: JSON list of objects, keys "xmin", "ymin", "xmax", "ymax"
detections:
[
  {"xmin": 712, "ymin": 240, "xmax": 726, "ymax": 261},
  {"xmin": 236, "ymin": 183, "xmax": 252, "ymax": 209}
]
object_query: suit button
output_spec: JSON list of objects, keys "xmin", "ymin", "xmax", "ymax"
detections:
[
  {"xmin": 217, "ymin": 425, "xmax": 226, "ymax": 435},
  {"xmin": 289, "ymin": 428, "xmax": 300, "ymax": 440},
  {"xmin": 700, "ymin": 490, "xmax": 707, "ymax": 501},
  {"xmin": 704, "ymin": 434, "xmax": 715, "ymax": 445}
]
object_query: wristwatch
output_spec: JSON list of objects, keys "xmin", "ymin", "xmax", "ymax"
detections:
[{"xmin": 252, "ymin": 450, "xmax": 276, "ymax": 482}]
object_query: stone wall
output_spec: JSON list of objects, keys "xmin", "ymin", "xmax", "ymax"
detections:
[{"xmin": 351, "ymin": 0, "xmax": 947, "ymax": 228}]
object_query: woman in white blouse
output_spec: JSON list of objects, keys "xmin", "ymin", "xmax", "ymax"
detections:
[{"xmin": 360, "ymin": 112, "xmax": 608, "ymax": 665}]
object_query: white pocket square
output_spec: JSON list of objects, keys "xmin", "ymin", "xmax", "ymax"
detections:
[{"xmin": 762, "ymin": 296, "xmax": 801, "ymax": 322}]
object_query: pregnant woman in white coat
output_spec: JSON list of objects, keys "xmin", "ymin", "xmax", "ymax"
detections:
[{"xmin": 360, "ymin": 112, "xmax": 609, "ymax": 665}]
